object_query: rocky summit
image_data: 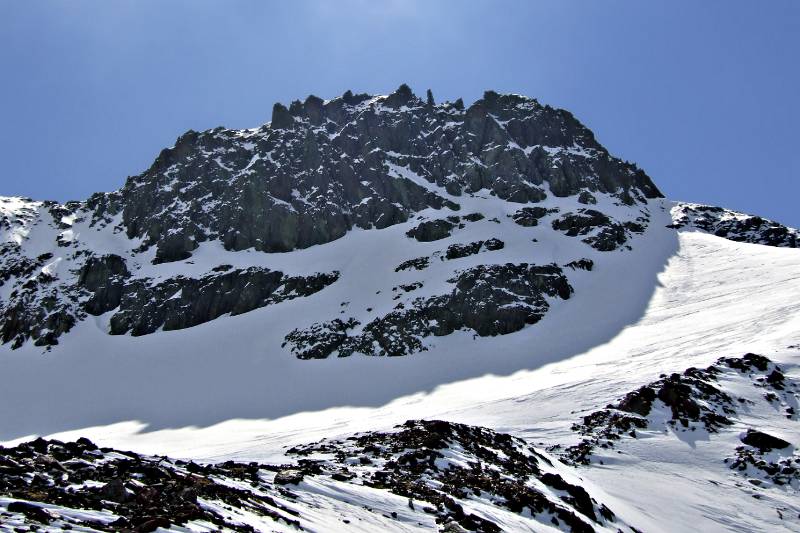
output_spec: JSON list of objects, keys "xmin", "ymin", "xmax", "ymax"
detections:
[
  {"xmin": 0, "ymin": 85, "xmax": 666, "ymax": 351},
  {"xmin": 100, "ymin": 85, "xmax": 661, "ymax": 261}
]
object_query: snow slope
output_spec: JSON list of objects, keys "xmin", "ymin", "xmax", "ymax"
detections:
[{"xmin": 1, "ymin": 197, "xmax": 798, "ymax": 531}]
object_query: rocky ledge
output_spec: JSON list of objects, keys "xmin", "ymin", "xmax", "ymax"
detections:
[
  {"xmin": 0, "ymin": 251, "xmax": 339, "ymax": 347},
  {"xmin": 284, "ymin": 262, "xmax": 572, "ymax": 358},
  {"xmin": 551, "ymin": 209, "xmax": 647, "ymax": 252},
  {"xmin": 563, "ymin": 354, "xmax": 797, "ymax": 463}
]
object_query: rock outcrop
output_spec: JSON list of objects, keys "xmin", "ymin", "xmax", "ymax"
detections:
[
  {"xmin": 287, "ymin": 419, "xmax": 619, "ymax": 532},
  {"xmin": 563, "ymin": 353, "xmax": 798, "ymax": 468},
  {"xmin": 107, "ymin": 268, "xmax": 339, "ymax": 336},
  {"xmin": 670, "ymin": 203, "xmax": 798, "ymax": 247},
  {"xmin": 552, "ymin": 209, "xmax": 646, "ymax": 251},
  {"xmin": 106, "ymin": 87, "xmax": 661, "ymax": 261},
  {"xmin": 285, "ymin": 263, "xmax": 572, "ymax": 358}
]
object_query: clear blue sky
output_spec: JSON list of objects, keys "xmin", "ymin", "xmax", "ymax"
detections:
[{"xmin": 2, "ymin": 1, "xmax": 798, "ymax": 225}]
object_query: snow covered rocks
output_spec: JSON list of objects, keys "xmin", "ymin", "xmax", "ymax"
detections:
[
  {"xmin": 0, "ymin": 437, "xmax": 302, "ymax": 531},
  {"xmin": 287, "ymin": 420, "xmax": 621, "ymax": 532},
  {"xmin": 106, "ymin": 268, "xmax": 339, "ymax": 336},
  {"xmin": 551, "ymin": 209, "xmax": 647, "ymax": 252},
  {"xmin": 670, "ymin": 203, "xmax": 799, "ymax": 247},
  {"xmin": 284, "ymin": 263, "xmax": 572, "ymax": 358},
  {"xmin": 563, "ymin": 353, "xmax": 799, "ymax": 483},
  {"xmin": 3, "ymin": 85, "xmax": 800, "ymax": 531},
  {"xmin": 115, "ymin": 87, "xmax": 656, "ymax": 261},
  {"xmin": 0, "ymin": 421, "xmax": 626, "ymax": 532}
]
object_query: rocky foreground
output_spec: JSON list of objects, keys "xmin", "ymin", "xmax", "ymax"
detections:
[{"xmin": 2, "ymin": 353, "xmax": 797, "ymax": 532}]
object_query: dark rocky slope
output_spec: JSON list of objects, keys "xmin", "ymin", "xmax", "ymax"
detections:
[{"xmin": 0, "ymin": 421, "xmax": 626, "ymax": 533}]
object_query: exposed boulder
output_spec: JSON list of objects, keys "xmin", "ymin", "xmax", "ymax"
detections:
[
  {"xmin": 406, "ymin": 218, "xmax": 456, "ymax": 242},
  {"xmin": 740, "ymin": 429, "xmax": 791, "ymax": 452},
  {"xmin": 510, "ymin": 206, "xmax": 556, "ymax": 227}
]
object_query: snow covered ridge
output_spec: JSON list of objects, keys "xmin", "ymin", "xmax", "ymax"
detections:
[
  {"xmin": 1, "ymin": 353, "xmax": 796, "ymax": 532},
  {"xmin": 670, "ymin": 203, "xmax": 798, "ymax": 247},
  {"xmin": 557, "ymin": 352, "xmax": 800, "ymax": 525}
]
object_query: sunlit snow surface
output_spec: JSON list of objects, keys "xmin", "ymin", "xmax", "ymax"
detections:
[{"xmin": 0, "ymin": 194, "xmax": 799, "ymax": 531}]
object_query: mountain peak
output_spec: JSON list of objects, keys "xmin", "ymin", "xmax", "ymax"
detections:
[{"xmin": 0, "ymin": 87, "xmax": 671, "ymax": 350}]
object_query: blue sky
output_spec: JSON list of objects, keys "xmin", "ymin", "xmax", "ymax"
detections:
[{"xmin": 2, "ymin": 1, "xmax": 798, "ymax": 225}]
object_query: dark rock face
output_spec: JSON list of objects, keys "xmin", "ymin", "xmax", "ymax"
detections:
[
  {"xmin": 78, "ymin": 254, "xmax": 131, "ymax": 315},
  {"xmin": 0, "ymin": 238, "xmax": 80, "ymax": 348},
  {"xmin": 552, "ymin": 209, "xmax": 646, "ymax": 251},
  {"xmin": 285, "ymin": 263, "xmax": 572, "ymax": 358},
  {"xmin": 0, "ymin": 271, "xmax": 78, "ymax": 349},
  {"xmin": 96, "ymin": 87, "xmax": 659, "ymax": 262},
  {"xmin": 444, "ymin": 238, "xmax": 504, "ymax": 260},
  {"xmin": 671, "ymin": 203, "xmax": 799, "ymax": 247},
  {"xmin": 287, "ymin": 419, "xmax": 618, "ymax": 532},
  {"xmin": 107, "ymin": 268, "xmax": 339, "ymax": 336},
  {"xmin": 510, "ymin": 206, "xmax": 557, "ymax": 227},
  {"xmin": 0, "ymin": 297, "xmax": 76, "ymax": 349},
  {"xmin": 406, "ymin": 218, "xmax": 456, "ymax": 242}
]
